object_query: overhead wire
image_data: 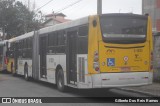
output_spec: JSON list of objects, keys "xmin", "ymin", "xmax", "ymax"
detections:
[
  {"xmin": 35, "ymin": 0, "xmax": 55, "ymax": 12},
  {"xmin": 54, "ymin": 0, "xmax": 84, "ymax": 14},
  {"xmin": 65, "ymin": 0, "xmax": 94, "ymax": 17},
  {"xmin": 51, "ymin": 0, "xmax": 75, "ymax": 12}
]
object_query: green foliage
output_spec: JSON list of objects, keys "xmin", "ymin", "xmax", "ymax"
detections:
[{"xmin": 0, "ymin": 0, "xmax": 41, "ymax": 39}]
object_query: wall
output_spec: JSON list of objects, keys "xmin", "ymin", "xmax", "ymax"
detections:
[
  {"xmin": 142, "ymin": 0, "xmax": 160, "ymax": 31},
  {"xmin": 153, "ymin": 33, "xmax": 160, "ymax": 82}
]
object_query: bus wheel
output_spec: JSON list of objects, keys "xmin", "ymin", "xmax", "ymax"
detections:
[
  {"xmin": 56, "ymin": 69, "xmax": 66, "ymax": 92},
  {"xmin": 24, "ymin": 64, "xmax": 29, "ymax": 81}
]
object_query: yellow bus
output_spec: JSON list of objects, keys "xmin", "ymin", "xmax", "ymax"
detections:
[
  {"xmin": 7, "ymin": 13, "xmax": 153, "ymax": 92},
  {"xmin": 0, "ymin": 40, "xmax": 14, "ymax": 73},
  {"xmin": 6, "ymin": 41, "xmax": 15, "ymax": 74},
  {"xmin": 0, "ymin": 40, "xmax": 8, "ymax": 72}
]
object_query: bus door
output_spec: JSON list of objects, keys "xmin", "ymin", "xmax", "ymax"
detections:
[
  {"xmin": 40, "ymin": 36, "xmax": 47, "ymax": 78},
  {"xmin": 67, "ymin": 31, "xmax": 77, "ymax": 85}
]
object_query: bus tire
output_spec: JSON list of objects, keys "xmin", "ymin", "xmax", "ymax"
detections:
[
  {"xmin": 24, "ymin": 63, "xmax": 29, "ymax": 81},
  {"xmin": 56, "ymin": 69, "xmax": 66, "ymax": 92}
]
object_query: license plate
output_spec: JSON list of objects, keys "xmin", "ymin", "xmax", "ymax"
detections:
[{"xmin": 121, "ymin": 67, "xmax": 131, "ymax": 72}]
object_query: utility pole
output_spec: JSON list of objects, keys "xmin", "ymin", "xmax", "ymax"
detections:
[{"xmin": 97, "ymin": 0, "xmax": 102, "ymax": 15}]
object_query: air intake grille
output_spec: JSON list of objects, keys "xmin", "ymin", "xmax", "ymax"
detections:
[{"xmin": 78, "ymin": 57, "xmax": 85, "ymax": 82}]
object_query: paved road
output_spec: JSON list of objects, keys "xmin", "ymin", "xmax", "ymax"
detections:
[{"xmin": 0, "ymin": 73, "xmax": 159, "ymax": 106}]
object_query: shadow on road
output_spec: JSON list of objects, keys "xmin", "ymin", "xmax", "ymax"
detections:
[{"xmin": 20, "ymin": 77, "xmax": 129, "ymax": 97}]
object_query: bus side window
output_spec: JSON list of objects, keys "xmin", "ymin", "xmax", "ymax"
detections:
[
  {"xmin": 48, "ymin": 33, "xmax": 54, "ymax": 47},
  {"xmin": 19, "ymin": 41, "xmax": 23, "ymax": 57},
  {"xmin": 53, "ymin": 32, "xmax": 58, "ymax": 53},
  {"xmin": 53, "ymin": 32, "xmax": 58, "ymax": 46},
  {"xmin": 57, "ymin": 31, "xmax": 65, "ymax": 53},
  {"xmin": 79, "ymin": 25, "xmax": 88, "ymax": 36},
  {"xmin": 77, "ymin": 25, "xmax": 88, "ymax": 54},
  {"xmin": 58, "ymin": 31, "xmax": 65, "ymax": 45}
]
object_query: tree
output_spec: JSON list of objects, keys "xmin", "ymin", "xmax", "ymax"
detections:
[{"xmin": 0, "ymin": 0, "xmax": 41, "ymax": 39}]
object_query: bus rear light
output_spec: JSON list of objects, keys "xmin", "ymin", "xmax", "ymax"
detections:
[
  {"xmin": 93, "ymin": 51, "xmax": 100, "ymax": 72},
  {"xmin": 93, "ymin": 62, "xmax": 99, "ymax": 68},
  {"xmin": 94, "ymin": 51, "xmax": 98, "ymax": 56},
  {"xmin": 94, "ymin": 57, "xmax": 99, "ymax": 62},
  {"xmin": 94, "ymin": 51, "xmax": 99, "ymax": 62},
  {"xmin": 94, "ymin": 51, "xmax": 98, "ymax": 55},
  {"xmin": 93, "ymin": 62, "xmax": 99, "ymax": 72},
  {"xmin": 95, "ymin": 67, "xmax": 99, "ymax": 71},
  {"xmin": 94, "ymin": 51, "xmax": 99, "ymax": 61}
]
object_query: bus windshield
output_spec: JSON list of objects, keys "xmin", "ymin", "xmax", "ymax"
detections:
[{"xmin": 100, "ymin": 14, "xmax": 148, "ymax": 44}]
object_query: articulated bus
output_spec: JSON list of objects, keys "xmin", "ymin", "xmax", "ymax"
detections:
[
  {"xmin": 7, "ymin": 13, "xmax": 153, "ymax": 91},
  {"xmin": 0, "ymin": 40, "xmax": 8, "ymax": 72}
]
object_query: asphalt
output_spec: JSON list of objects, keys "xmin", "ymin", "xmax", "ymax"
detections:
[
  {"xmin": 0, "ymin": 73, "xmax": 159, "ymax": 97},
  {"xmin": 120, "ymin": 83, "xmax": 160, "ymax": 97},
  {"xmin": 0, "ymin": 73, "xmax": 160, "ymax": 106}
]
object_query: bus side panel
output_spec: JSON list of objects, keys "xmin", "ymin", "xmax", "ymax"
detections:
[
  {"xmin": 46, "ymin": 54, "xmax": 67, "ymax": 85},
  {"xmin": 87, "ymin": 15, "xmax": 103, "ymax": 88},
  {"xmin": 17, "ymin": 59, "xmax": 32, "ymax": 76},
  {"xmin": 147, "ymin": 16, "xmax": 153, "ymax": 84},
  {"xmin": 88, "ymin": 16, "xmax": 99, "ymax": 74}
]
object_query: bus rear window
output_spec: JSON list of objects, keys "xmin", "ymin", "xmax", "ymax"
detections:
[{"xmin": 100, "ymin": 14, "xmax": 148, "ymax": 44}]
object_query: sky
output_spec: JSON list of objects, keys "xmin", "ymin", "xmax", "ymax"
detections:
[{"xmin": 19, "ymin": 0, "xmax": 142, "ymax": 20}]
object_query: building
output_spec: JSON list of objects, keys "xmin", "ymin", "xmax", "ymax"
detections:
[
  {"xmin": 142, "ymin": 0, "xmax": 160, "ymax": 32},
  {"xmin": 43, "ymin": 12, "xmax": 71, "ymax": 27}
]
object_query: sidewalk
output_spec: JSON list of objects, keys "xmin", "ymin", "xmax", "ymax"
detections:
[{"xmin": 121, "ymin": 83, "xmax": 160, "ymax": 97}]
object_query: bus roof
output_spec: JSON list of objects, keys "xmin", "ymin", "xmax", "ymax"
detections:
[
  {"xmin": 6, "ymin": 13, "xmax": 149, "ymax": 43},
  {"xmin": 8, "ymin": 16, "xmax": 89, "ymax": 42},
  {"xmin": 39, "ymin": 16, "xmax": 89, "ymax": 35},
  {"xmin": 8, "ymin": 31, "xmax": 34, "ymax": 43}
]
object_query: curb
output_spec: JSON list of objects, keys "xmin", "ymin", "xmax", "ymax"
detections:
[{"xmin": 120, "ymin": 88, "xmax": 160, "ymax": 97}]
